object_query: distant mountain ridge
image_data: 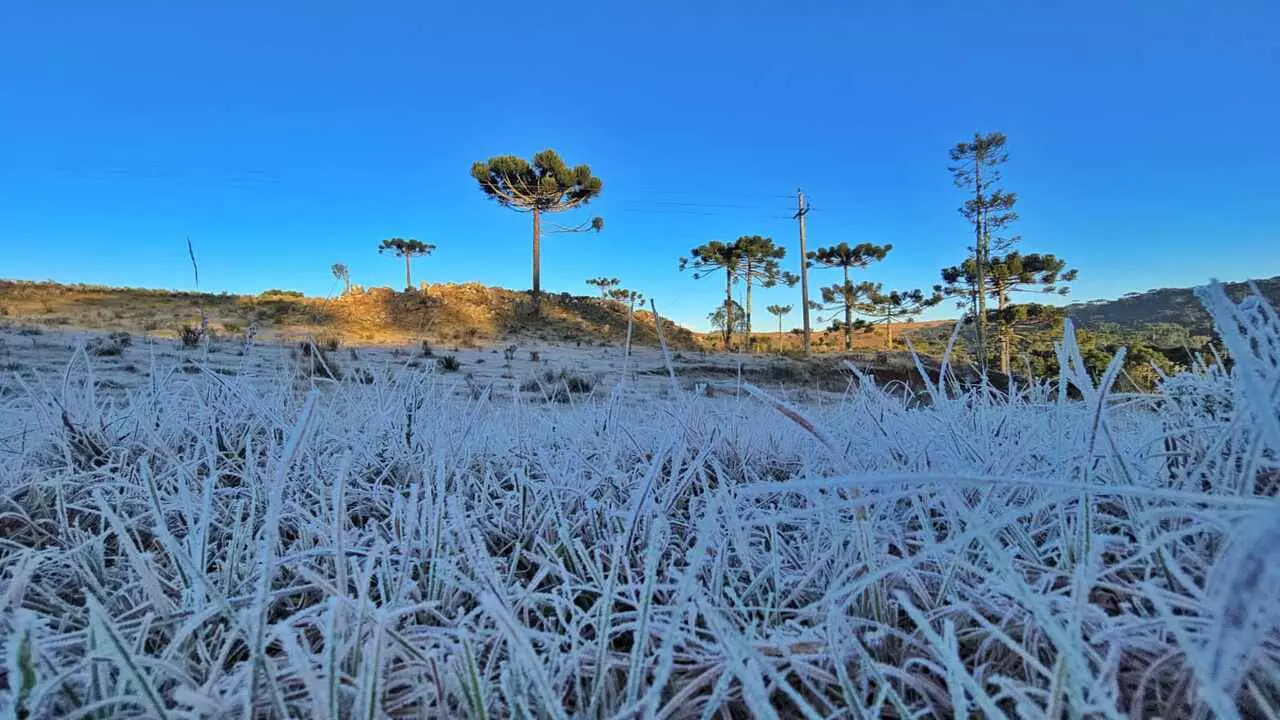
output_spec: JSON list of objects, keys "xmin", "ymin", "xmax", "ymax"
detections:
[{"xmin": 1065, "ymin": 275, "xmax": 1280, "ymax": 336}]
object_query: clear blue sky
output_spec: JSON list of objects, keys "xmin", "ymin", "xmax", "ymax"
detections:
[{"xmin": 2, "ymin": 0, "xmax": 1277, "ymax": 332}]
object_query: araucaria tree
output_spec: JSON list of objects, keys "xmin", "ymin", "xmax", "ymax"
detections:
[
  {"xmin": 808, "ymin": 242, "xmax": 892, "ymax": 350},
  {"xmin": 815, "ymin": 281, "xmax": 871, "ymax": 347},
  {"xmin": 330, "ymin": 263, "xmax": 350, "ymax": 294},
  {"xmin": 377, "ymin": 238, "xmax": 435, "ymax": 291},
  {"xmin": 949, "ymin": 131, "xmax": 1018, "ymax": 372},
  {"xmin": 709, "ymin": 300, "xmax": 748, "ymax": 339},
  {"xmin": 734, "ymin": 235, "xmax": 792, "ymax": 343},
  {"xmin": 680, "ymin": 241, "xmax": 743, "ymax": 349},
  {"xmin": 942, "ymin": 251, "xmax": 1077, "ymax": 374},
  {"xmin": 766, "ymin": 304, "xmax": 792, "ymax": 350},
  {"xmin": 586, "ymin": 277, "xmax": 620, "ymax": 299},
  {"xmin": 855, "ymin": 283, "xmax": 943, "ymax": 349},
  {"xmin": 471, "ymin": 150, "xmax": 603, "ymax": 305},
  {"xmin": 607, "ymin": 287, "xmax": 642, "ymax": 306}
]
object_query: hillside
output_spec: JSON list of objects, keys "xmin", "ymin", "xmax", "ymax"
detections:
[
  {"xmin": 691, "ymin": 320, "xmax": 956, "ymax": 353},
  {"xmin": 0, "ymin": 279, "xmax": 700, "ymax": 349},
  {"xmin": 1065, "ymin": 275, "xmax": 1280, "ymax": 335}
]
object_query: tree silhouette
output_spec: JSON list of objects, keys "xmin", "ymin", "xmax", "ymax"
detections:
[
  {"xmin": 815, "ymin": 281, "xmax": 873, "ymax": 347},
  {"xmin": 377, "ymin": 238, "xmax": 435, "ymax": 291},
  {"xmin": 709, "ymin": 300, "xmax": 748, "ymax": 342},
  {"xmin": 586, "ymin": 277, "xmax": 620, "ymax": 299},
  {"xmin": 766, "ymin": 304, "xmax": 792, "ymax": 351},
  {"xmin": 807, "ymin": 242, "xmax": 892, "ymax": 350},
  {"xmin": 607, "ymin": 287, "xmax": 643, "ymax": 305},
  {"xmin": 331, "ymin": 263, "xmax": 351, "ymax": 294},
  {"xmin": 942, "ymin": 251, "xmax": 1077, "ymax": 373},
  {"xmin": 471, "ymin": 149, "xmax": 603, "ymax": 306},
  {"xmin": 855, "ymin": 283, "xmax": 943, "ymax": 349},
  {"xmin": 949, "ymin": 132, "xmax": 1018, "ymax": 372},
  {"xmin": 680, "ymin": 241, "xmax": 743, "ymax": 349},
  {"xmin": 735, "ymin": 235, "xmax": 793, "ymax": 344}
]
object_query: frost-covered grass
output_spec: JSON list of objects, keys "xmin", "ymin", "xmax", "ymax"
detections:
[{"xmin": 1, "ymin": 283, "xmax": 1278, "ymax": 719}]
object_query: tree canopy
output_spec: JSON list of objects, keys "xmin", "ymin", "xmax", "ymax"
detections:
[
  {"xmin": 808, "ymin": 242, "xmax": 891, "ymax": 349},
  {"xmin": 941, "ymin": 251, "xmax": 1078, "ymax": 372},
  {"xmin": 330, "ymin": 263, "xmax": 350, "ymax": 294},
  {"xmin": 709, "ymin": 300, "xmax": 748, "ymax": 336},
  {"xmin": 949, "ymin": 131, "xmax": 1018, "ymax": 370},
  {"xmin": 855, "ymin": 283, "xmax": 943, "ymax": 349},
  {"xmin": 586, "ymin": 277, "xmax": 620, "ymax": 299},
  {"xmin": 680, "ymin": 240, "xmax": 743, "ymax": 348},
  {"xmin": 807, "ymin": 242, "xmax": 893, "ymax": 272},
  {"xmin": 735, "ymin": 235, "xmax": 793, "ymax": 338},
  {"xmin": 377, "ymin": 238, "xmax": 435, "ymax": 290},
  {"xmin": 471, "ymin": 149, "xmax": 602, "ymax": 303}
]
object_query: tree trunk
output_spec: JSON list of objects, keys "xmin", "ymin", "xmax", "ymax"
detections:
[
  {"xmin": 724, "ymin": 268, "xmax": 734, "ymax": 350},
  {"xmin": 744, "ymin": 260, "xmax": 754, "ymax": 353},
  {"xmin": 842, "ymin": 266, "xmax": 853, "ymax": 351},
  {"xmin": 885, "ymin": 312, "xmax": 893, "ymax": 350},
  {"xmin": 973, "ymin": 160, "xmax": 989, "ymax": 374},
  {"xmin": 998, "ymin": 284, "xmax": 1011, "ymax": 375},
  {"xmin": 404, "ymin": 255, "xmax": 412, "ymax": 291},
  {"xmin": 777, "ymin": 316, "xmax": 783, "ymax": 353},
  {"xmin": 532, "ymin": 208, "xmax": 542, "ymax": 307}
]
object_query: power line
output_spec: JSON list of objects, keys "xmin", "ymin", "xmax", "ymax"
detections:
[{"xmin": 628, "ymin": 187, "xmax": 796, "ymax": 200}]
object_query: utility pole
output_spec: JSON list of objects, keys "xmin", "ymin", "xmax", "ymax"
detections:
[{"xmin": 795, "ymin": 189, "xmax": 812, "ymax": 356}]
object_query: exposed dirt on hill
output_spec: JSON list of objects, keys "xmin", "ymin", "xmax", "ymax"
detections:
[{"xmin": 0, "ymin": 280, "xmax": 698, "ymax": 349}]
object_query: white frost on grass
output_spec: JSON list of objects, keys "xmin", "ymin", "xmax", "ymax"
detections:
[{"xmin": 0, "ymin": 282, "xmax": 1278, "ymax": 718}]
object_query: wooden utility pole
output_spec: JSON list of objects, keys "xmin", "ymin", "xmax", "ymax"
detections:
[{"xmin": 795, "ymin": 189, "xmax": 812, "ymax": 356}]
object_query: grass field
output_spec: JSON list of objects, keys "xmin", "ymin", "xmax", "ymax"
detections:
[{"xmin": 0, "ymin": 282, "xmax": 1277, "ymax": 718}]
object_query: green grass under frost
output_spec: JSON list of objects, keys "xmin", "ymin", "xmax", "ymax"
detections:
[{"xmin": 0, "ymin": 282, "xmax": 1278, "ymax": 719}]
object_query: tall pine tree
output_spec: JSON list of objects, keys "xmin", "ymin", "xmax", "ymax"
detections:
[
  {"xmin": 942, "ymin": 251, "xmax": 1077, "ymax": 374},
  {"xmin": 680, "ymin": 241, "xmax": 743, "ymax": 349},
  {"xmin": 735, "ymin": 235, "xmax": 791, "ymax": 344},
  {"xmin": 808, "ymin": 242, "xmax": 891, "ymax": 350},
  {"xmin": 949, "ymin": 132, "xmax": 1018, "ymax": 372},
  {"xmin": 766, "ymin": 304, "xmax": 792, "ymax": 351},
  {"xmin": 471, "ymin": 150, "xmax": 602, "ymax": 307}
]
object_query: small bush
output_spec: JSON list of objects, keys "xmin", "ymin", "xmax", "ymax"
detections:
[
  {"xmin": 320, "ymin": 335, "xmax": 340, "ymax": 352},
  {"xmin": 222, "ymin": 321, "xmax": 243, "ymax": 333},
  {"xmin": 421, "ymin": 340, "xmax": 434, "ymax": 357},
  {"xmin": 179, "ymin": 325, "xmax": 203, "ymax": 348},
  {"xmin": 300, "ymin": 347, "xmax": 343, "ymax": 381},
  {"xmin": 438, "ymin": 355, "xmax": 461, "ymax": 372},
  {"xmin": 18, "ymin": 326, "xmax": 43, "ymax": 336},
  {"xmin": 504, "ymin": 345, "xmax": 518, "ymax": 362},
  {"xmin": 86, "ymin": 336, "xmax": 126, "ymax": 357},
  {"xmin": 523, "ymin": 369, "xmax": 595, "ymax": 396},
  {"xmin": 529, "ymin": 350, "xmax": 541, "ymax": 363}
]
